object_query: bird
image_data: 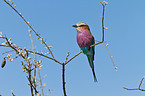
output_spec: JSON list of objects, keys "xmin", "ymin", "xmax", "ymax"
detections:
[{"xmin": 72, "ymin": 22, "xmax": 97, "ymax": 82}]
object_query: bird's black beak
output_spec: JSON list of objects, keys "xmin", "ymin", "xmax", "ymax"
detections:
[{"xmin": 72, "ymin": 25, "xmax": 77, "ymax": 28}]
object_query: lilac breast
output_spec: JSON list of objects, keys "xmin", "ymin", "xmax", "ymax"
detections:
[{"xmin": 77, "ymin": 30, "xmax": 93, "ymax": 47}]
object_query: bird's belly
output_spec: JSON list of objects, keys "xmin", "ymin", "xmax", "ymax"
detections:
[{"xmin": 77, "ymin": 36, "xmax": 92, "ymax": 47}]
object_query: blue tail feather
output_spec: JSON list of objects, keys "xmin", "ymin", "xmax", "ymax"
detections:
[{"xmin": 87, "ymin": 55, "xmax": 97, "ymax": 82}]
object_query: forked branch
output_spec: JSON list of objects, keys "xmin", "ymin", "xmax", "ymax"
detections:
[{"xmin": 123, "ymin": 76, "xmax": 145, "ymax": 91}]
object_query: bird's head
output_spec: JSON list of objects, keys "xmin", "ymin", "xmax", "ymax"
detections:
[{"xmin": 72, "ymin": 22, "xmax": 90, "ymax": 32}]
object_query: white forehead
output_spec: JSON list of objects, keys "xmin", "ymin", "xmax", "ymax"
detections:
[{"xmin": 76, "ymin": 22, "xmax": 87, "ymax": 26}]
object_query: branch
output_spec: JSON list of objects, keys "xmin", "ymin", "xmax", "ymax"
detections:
[
  {"xmin": 100, "ymin": 1, "xmax": 117, "ymax": 70},
  {"xmin": 29, "ymin": 31, "xmax": 44, "ymax": 96},
  {"xmin": 64, "ymin": 51, "xmax": 83, "ymax": 65},
  {"xmin": 3, "ymin": 0, "xmax": 54, "ymax": 59},
  {"xmin": 2, "ymin": 36, "xmax": 39, "ymax": 95},
  {"xmin": 123, "ymin": 76, "xmax": 145, "ymax": 91},
  {"xmin": 103, "ymin": 42, "xmax": 117, "ymax": 70},
  {"xmin": 0, "ymin": 43, "xmax": 63, "ymax": 64},
  {"xmin": 27, "ymin": 50, "xmax": 62, "ymax": 64},
  {"xmin": 62, "ymin": 64, "xmax": 67, "ymax": 96},
  {"xmin": 102, "ymin": 4, "xmax": 105, "ymax": 42},
  {"xmin": 21, "ymin": 61, "xmax": 39, "ymax": 94},
  {"xmin": 27, "ymin": 75, "xmax": 39, "ymax": 94},
  {"xmin": 11, "ymin": 90, "xmax": 16, "ymax": 96},
  {"xmin": 64, "ymin": 41, "xmax": 103, "ymax": 64}
]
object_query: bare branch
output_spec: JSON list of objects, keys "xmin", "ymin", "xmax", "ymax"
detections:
[
  {"xmin": 62, "ymin": 64, "xmax": 67, "ymax": 96},
  {"xmin": 123, "ymin": 76, "xmax": 145, "ymax": 91},
  {"xmin": 100, "ymin": 1, "xmax": 117, "ymax": 70},
  {"xmin": 29, "ymin": 31, "xmax": 44, "ymax": 96},
  {"xmin": 64, "ymin": 51, "xmax": 83, "ymax": 65},
  {"xmin": 3, "ymin": 0, "xmax": 55, "ymax": 59},
  {"xmin": 103, "ymin": 42, "xmax": 117, "ymax": 70}
]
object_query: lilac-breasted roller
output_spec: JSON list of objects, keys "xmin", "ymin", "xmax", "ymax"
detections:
[{"xmin": 72, "ymin": 22, "xmax": 97, "ymax": 82}]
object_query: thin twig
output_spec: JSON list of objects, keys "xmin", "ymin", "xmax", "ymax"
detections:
[
  {"xmin": 29, "ymin": 32, "xmax": 44, "ymax": 96},
  {"xmin": 102, "ymin": 4, "xmax": 105, "ymax": 42},
  {"xmin": 21, "ymin": 61, "xmax": 39, "ymax": 94},
  {"xmin": 123, "ymin": 77, "xmax": 145, "ymax": 91},
  {"xmin": 138, "ymin": 76, "xmax": 144, "ymax": 89},
  {"xmin": 0, "ymin": 44, "xmax": 9, "ymax": 47},
  {"xmin": 4, "ymin": 36, "xmax": 39, "ymax": 95},
  {"xmin": 103, "ymin": 42, "xmax": 117, "ymax": 70},
  {"xmin": 101, "ymin": 1, "xmax": 108, "ymax": 41},
  {"xmin": 100, "ymin": 2, "xmax": 117, "ymax": 70},
  {"xmin": 90, "ymin": 41, "xmax": 103, "ymax": 47},
  {"xmin": 29, "ymin": 50, "xmax": 63, "ymax": 65},
  {"xmin": 0, "ymin": 43, "xmax": 63, "ymax": 65},
  {"xmin": 11, "ymin": 90, "xmax": 16, "ymax": 96},
  {"xmin": 2, "ymin": 50, "xmax": 14, "ymax": 54},
  {"xmin": 27, "ymin": 62, "xmax": 34, "ymax": 96},
  {"xmin": 27, "ymin": 75, "xmax": 39, "ymax": 94},
  {"xmin": 64, "ymin": 41, "xmax": 103, "ymax": 65},
  {"xmin": 64, "ymin": 51, "xmax": 83, "ymax": 65}
]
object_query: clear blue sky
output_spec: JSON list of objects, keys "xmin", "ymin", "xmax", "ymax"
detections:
[{"xmin": 0, "ymin": 0, "xmax": 145, "ymax": 96}]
